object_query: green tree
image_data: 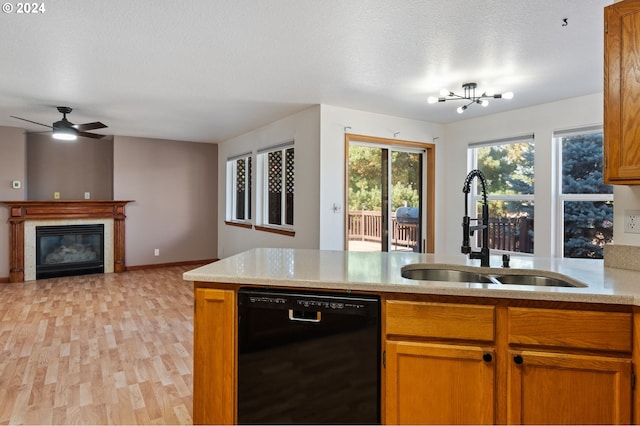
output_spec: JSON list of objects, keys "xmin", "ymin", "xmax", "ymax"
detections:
[{"xmin": 561, "ymin": 133, "xmax": 613, "ymax": 258}]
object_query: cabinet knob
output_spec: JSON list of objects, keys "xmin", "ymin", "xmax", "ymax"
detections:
[
  {"xmin": 513, "ymin": 354, "xmax": 523, "ymax": 364},
  {"xmin": 482, "ymin": 353, "xmax": 492, "ymax": 362}
]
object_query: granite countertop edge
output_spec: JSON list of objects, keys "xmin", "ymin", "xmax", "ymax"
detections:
[{"xmin": 183, "ymin": 248, "xmax": 640, "ymax": 306}]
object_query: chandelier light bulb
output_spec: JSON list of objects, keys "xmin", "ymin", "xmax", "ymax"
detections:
[
  {"xmin": 427, "ymin": 96, "xmax": 439, "ymax": 104},
  {"xmin": 480, "ymin": 100, "xmax": 489, "ymax": 107},
  {"xmin": 457, "ymin": 105, "xmax": 466, "ymax": 114},
  {"xmin": 502, "ymin": 91, "xmax": 514, "ymax": 100},
  {"xmin": 440, "ymin": 88, "xmax": 451, "ymax": 97}
]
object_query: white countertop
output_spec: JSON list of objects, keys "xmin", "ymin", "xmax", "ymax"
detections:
[{"xmin": 183, "ymin": 248, "xmax": 640, "ymax": 305}]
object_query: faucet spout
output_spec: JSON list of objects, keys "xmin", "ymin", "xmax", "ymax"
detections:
[{"xmin": 462, "ymin": 169, "xmax": 490, "ymax": 267}]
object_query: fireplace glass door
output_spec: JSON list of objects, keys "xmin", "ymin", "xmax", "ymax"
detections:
[{"xmin": 36, "ymin": 224, "xmax": 105, "ymax": 279}]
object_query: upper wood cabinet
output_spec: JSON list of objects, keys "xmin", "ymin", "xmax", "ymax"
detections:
[{"xmin": 604, "ymin": 0, "xmax": 640, "ymax": 184}]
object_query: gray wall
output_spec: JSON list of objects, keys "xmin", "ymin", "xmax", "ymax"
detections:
[
  {"xmin": 27, "ymin": 133, "xmax": 114, "ymax": 200},
  {"xmin": 0, "ymin": 126, "xmax": 27, "ymax": 278},
  {"xmin": 114, "ymin": 135, "xmax": 218, "ymax": 267}
]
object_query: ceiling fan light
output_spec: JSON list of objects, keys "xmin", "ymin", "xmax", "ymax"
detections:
[{"xmin": 52, "ymin": 127, "xmax": 78, "ymax": 141}]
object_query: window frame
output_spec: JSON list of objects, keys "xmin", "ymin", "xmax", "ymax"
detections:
[
  {"xmin": 225, "ymin": 152, "xmax": 253, "ymax": 226},
  {"xmin": 554, "ymin": 125, "xmax": 613, "ymax": 258},
  {"xmin": 256, "ymin": 142, "xmax": 295, "ymax": 234},
  {"xmin": 467, "ymin": 134, "xmax": 535, "ymax": 255}
]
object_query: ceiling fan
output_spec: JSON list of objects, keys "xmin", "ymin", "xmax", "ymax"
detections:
[{"xmin": 10, "ymin": 106, "xmax": 108, "ymax": 140}]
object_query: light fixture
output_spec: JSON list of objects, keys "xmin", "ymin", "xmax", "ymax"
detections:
[
  {"xmin": 52, "ymin": 117, "xmax": 78, "ymax": 141},
  {"xmin": 428, "ymin": 82, "xmax": 513, "ymax": 113}
]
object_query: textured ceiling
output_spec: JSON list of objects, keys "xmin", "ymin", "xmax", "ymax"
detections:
[{"xmin": 0, "ymin": 0, "xmax": 612, "ymax": 143}]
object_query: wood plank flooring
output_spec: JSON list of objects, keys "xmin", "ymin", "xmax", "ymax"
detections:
[{"xmin": 0, "ymin": 267, "xmax": 195, "ymax": 425}]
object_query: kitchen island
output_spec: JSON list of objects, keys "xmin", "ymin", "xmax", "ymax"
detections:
[{"xmin": 184, "ymin": 248, "xmax": 640, "ymax": 425}]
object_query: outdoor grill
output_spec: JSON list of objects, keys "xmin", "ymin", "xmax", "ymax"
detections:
[
  {"xmin": 395, "ymin": 207, "xmax": 419, "ymax": 225},
  {"xmin": 394, "ymin": 207, "xmax": 419, "ymax": 252}
]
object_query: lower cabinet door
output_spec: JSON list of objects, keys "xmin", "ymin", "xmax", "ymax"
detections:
[
  {"xmin": 507, "ymin": 350, "xmax": 632, "ymax": 425},
  {"xmin": 385, "ymin": 340, "xmax": 495, "ymax": 425},
  {"xmin": 193, "ymin": 288, "xmax": 236, "ymax": 425}
]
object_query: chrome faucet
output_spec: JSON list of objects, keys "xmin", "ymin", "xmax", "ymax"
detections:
[{"xmin": 462, "ymin": 169, "xmax": 490, "ymax": 267}]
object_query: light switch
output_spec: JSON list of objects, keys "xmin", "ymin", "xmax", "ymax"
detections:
[
  {"xmin": 54, "ymin": 192, "xmax": 60, "ymax": 200},
  {"xmin": 11, "ymin": 180, "xmax": 21, "ymax": 189}
]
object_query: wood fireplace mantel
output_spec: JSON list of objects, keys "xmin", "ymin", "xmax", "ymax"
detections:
[{"xmin": 1, "ymin": 200, "xmax": 133, "ymax": 282}]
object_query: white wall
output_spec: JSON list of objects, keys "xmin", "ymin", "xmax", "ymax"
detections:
[
  {"xmin": 217, "ymin": 106, "xmax": 322, "ymax": 258},
  {"xmin": 441, "ymin": 92, "xmax": 640, "ymax": 257},
  {"xmin": 318, "ymin": 105, "xmax": 446, "ymax": 252}
]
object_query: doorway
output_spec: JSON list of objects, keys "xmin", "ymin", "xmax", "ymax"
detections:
[{"xmin": 345, "ymin": 134, "xmax": 435, "ymax": 253}]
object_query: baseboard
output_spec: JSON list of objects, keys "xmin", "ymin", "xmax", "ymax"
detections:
[
  {"xmin": 0, "ymin": 277, "xmax": 8, "ymax": 283},
  {"xmin": 125, "ymin": 258, "xmax": 218, "ymax": 271}
]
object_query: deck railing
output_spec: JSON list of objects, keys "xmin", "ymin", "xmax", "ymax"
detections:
[
  {"xmin": 348, "ymin": 210, "xmax": 417, "ymax": 249},
  {"xmin": 348, "ymin": 211, "xmax": 534, "ymax": 253}
]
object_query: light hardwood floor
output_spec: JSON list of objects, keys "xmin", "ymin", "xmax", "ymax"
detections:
[{"xmin": 0, "ymin": 267, "xmax": 195, "ymax": 425}]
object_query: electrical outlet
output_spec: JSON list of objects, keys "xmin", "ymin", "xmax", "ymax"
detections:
[
  {"xmin": 54, "ymin": 191, "xmax": 60, "ymax": 200},
  {"xmin": 624, "ymin": 210, "xmax": 640, "ymax": 234},
  {"xmin": 154, "ymin": 248, "xmax": 160, "ymax": 256},
  {"xmin": 84, "ymin": 192, "xmax": 90, "ymax": 200}
]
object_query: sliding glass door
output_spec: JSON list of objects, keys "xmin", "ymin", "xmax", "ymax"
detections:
[{"xmin": 347, "ymin": 141, "xmax": 424, "ymax": 252}]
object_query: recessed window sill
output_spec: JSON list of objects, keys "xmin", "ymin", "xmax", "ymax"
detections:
[
  {"xmin": 254, "ymin": 225, "xmax": 295, "ymax": 237},
  {"xmin": 225, "ymin": 221, "xmax": 253, "ymax": 229}
]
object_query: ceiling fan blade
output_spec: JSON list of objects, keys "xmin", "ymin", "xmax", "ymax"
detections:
[
  {"xmin": 10, "ymin": 116, "xmax": 53, "ymax": 129},
  {"xmin": 74, "ymin": 121, "xmax": 107, "ymax": 131},
  {"xmin": 78, "ymin": 131, "xmax": 106, "ymax": 139}
]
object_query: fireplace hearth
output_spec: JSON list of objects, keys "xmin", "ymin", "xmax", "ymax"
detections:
[{"xmin": 36, "ymin": 224, "xmax": 104, "ymax": 279}]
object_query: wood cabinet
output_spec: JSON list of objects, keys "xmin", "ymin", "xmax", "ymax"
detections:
[
  {"xmin": 506, "ymin": 307, "xmax": 633, "ymax": 424},
  {"xmin": 192, "ymin": 284, "xmax": 635, "ymax": 425},
  {"xmin": 384, "ymin": 300, "xmax": 496, "ymax": 424},
  {"xmin": 193, "ymin": 288, "xmax": 236, "ymax": 425},
  {"xmin": 384, "ymin": 300, "xmax": 633, "ymax": 425},
  {"xmin": 604, "ymin": 0, "xmax": 640, "ymax": 184}
]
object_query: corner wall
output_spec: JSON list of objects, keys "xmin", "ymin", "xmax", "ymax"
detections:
[{"xmin": 113, "ymin": 136, "xmax": 218, "ymax": 267}]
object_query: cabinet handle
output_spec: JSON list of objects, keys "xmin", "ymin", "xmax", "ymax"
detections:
[
  {"xmin": 482, "ymin": 353, "xmax": 492, "ymax": 362},
  {"xmin": 513, "ymin": 354, "xmax": 523, "ymax": 364}
]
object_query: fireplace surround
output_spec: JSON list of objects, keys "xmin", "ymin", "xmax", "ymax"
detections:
[{"xmin": 1, "ymin": 200, "xmax": 132, "ymax": 282}]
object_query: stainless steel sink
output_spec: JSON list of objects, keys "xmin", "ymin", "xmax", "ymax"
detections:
[
  {"xmin": 401, "ymin": 266, "xmax": 493, "ymax": 283},
  {"xmin": 491, "ymin": 274, "xmax": 586, "ymax": 288},
  {"xmin": 401, "ymin": 264, "xmax": 587, "ymax": 288}
]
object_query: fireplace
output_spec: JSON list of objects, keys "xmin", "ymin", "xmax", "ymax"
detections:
[
  {"xmin": 0, "ymin": 200, "xmax": 132, "ymax": 282},
  {"xmin": 36, "ymin": 224, "xmax": 105, "ymax": 279}
]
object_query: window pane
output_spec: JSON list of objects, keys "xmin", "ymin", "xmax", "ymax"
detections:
[
  {"xmin": 268, "ymin": 151, "xmax": 282, "ymax": 225},
  {"xmin": 476, "ymin": 142, "xmax": 534, "ymax": 195},
  {"xmin": 477, "ymin": 200, "xmax": 534, "ymax": 254},
  {"xmin": 247, "ymin": 156, "xmax": 252, "ymax": 220},
  {"xmin": 561, "ymin": 133, "xmax": 612, "ymax": 195},
  {"xmin": 563, "ymin": 200, "xmax": 613, "ymax": 259},
  {"xmin": 235, "ymin": 158, "xmax": 246, "ymax": 220},
  {"xmin": 285, "ymin": 148, "xmax": 294, "ymax": 226}
]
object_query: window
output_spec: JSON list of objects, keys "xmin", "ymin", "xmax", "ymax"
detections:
[
  {"xmin": 226, "ymin": 153, "xmax": 252, "ymax": 223},
  {"xmin": 468, "ymin": 135, "xmax": 535, "ymax": 254},
  {"xmin": 555, "ymin": 127, "xmax": 613, "ymax": 259},
  {"xmin": 258, "ymin": 143, "xmax": 294, "ymax": 228}
]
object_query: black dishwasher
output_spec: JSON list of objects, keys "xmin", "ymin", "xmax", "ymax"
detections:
[{"xmin": 237, "ymin": 288, "xmax": 380, "ymax": 424}]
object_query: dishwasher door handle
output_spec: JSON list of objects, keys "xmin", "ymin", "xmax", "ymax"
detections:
[{"xmin": 288, "ymin": 309, "xmax": 322, "ymax": 323}]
